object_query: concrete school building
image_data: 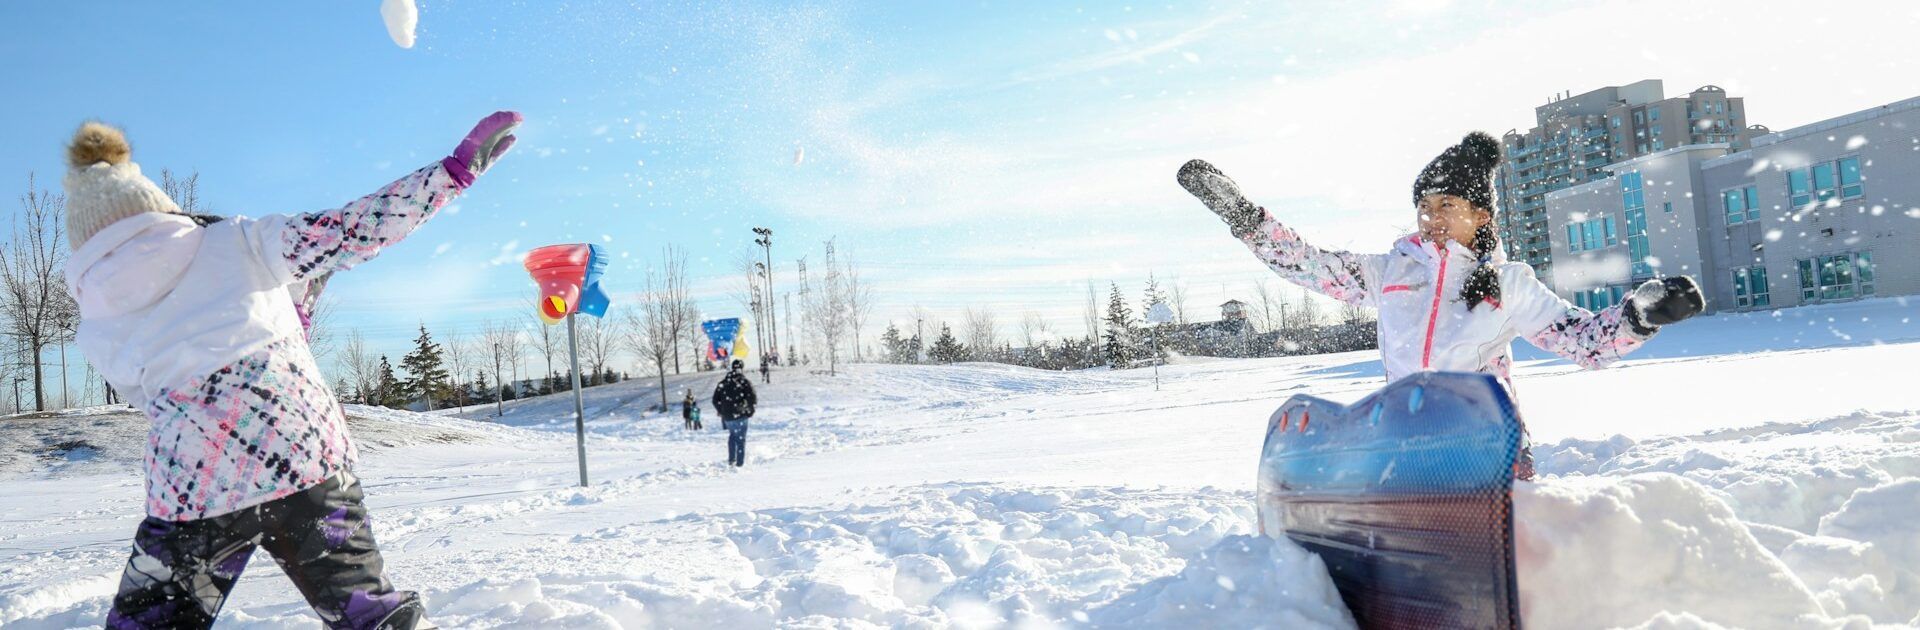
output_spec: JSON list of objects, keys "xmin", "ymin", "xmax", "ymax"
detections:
[{"xmin": 1541, "ymin": 95, "xmax": 1920, "ymax": 314}]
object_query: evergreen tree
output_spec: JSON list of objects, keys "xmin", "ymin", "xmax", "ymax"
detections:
[
  {"xmin": 905, "ymin": 332, "xmax": 923, "ymax": 364},
  {"xmin": 880, "ymin": 324, "xmax": 905, "ymax": 363},
  {"xmin": 473, "ymin": 370, "xmax": 494, "ymax": 404},
  {"xmin": 374, "ymin": 356, "xmax": 404, "ymax": 409},
  {"xmin": 400, "ymin": 324, "xmax": 449, "ymax": 410},
  {"xmin": 1104, "ymin": 283, "xmax": 1136, "ymax": 367},
  {"xmin": 928, "ymin": 324, "xmax": 966, "ymax": 363},
  {"xmin": 332, "ymin": 377, "xmax": 354, "ymax": 404}
]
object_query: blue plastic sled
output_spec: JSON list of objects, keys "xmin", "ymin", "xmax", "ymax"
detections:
[{"xmin": 1257, "ymin": 371, "xmax": 1523, "ymax": 630}]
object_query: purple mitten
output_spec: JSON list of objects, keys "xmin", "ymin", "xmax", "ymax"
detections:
[{"xmin": 443, "ymin": 110, "xmax": 523, "ymax": 187}]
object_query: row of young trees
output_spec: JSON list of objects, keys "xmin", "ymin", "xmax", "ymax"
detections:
[
  {"xmin": 872, "ymin": 275, "xmax": 1378, "ymax": 371},
  {"xmin": 332, "ymin": 322, "xmax": 629, "ymax": 411}
]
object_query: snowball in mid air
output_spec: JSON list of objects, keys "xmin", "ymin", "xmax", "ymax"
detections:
[{"xmin": 382, "ymin": 0, "xmax": 419, "ymax": 49}]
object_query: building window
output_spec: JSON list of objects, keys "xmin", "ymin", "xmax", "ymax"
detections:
[
  {"xmin": 1787, "ymin": 160, "xmax": 1864, "ymax": 207},
  {"xmin": 1839, "ymin": 156, "xmax": 1863, "ymax": 198},
  {"xmin": 1723, "ymin": 185, "xmax": 1760, "ymax": 225},
  {"xmin": 1633, "ymin": 111, "xmax": 1645, "ymax": 125},
  {"xmin": 1575, "ymin": 286, "xmax": 1626, "ymax": 310},
  {"xmin": 1650, "ymin": 108, "xmax": 1661, "ymax": 121},
  {"xmin": 1732, "ymin": 266, "xmax": 1770, "ymax": 308},
  {"xmin": 1798, "ymin": 252, "xmax": 1875, "ymax": 301},
  {"xmin": 1652, "ymin": 139, "xmax": 1664, "ymax": 151},
  {"xmin": 1663, "ymin": 201, "xmax": 1673, "ymax": 213},
  {"xmin": 1812, "ymin": 161, "xmax": 1838, "ymax": 202},
  {"xmin": 1859, "ymin": 251, "xmax": 1875, "ymax": 295},
  {"xmin": 1567, "ymin": 215, "xmax": 1619, "ymax": 253},
  {"xmin": 1622, "ymin": 172, "xmax": 1651, "ymax": 277}
]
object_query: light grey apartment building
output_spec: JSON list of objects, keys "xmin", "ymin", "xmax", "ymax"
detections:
[
  {"xmin": 1543, "ymin": 95, "xmax": 1920, "ymax": 314},
  {"xmin": 1498, "ymin": 80, "xmax": 1761, "ymax": 286}
]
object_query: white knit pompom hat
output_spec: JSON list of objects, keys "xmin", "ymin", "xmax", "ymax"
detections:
[{"xmin": 63, "ymin": 122, "xmax": 182, "ymax": 250}]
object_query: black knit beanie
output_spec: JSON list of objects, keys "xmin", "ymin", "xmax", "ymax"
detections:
[{"xmin": 1411, "ymin": 132, "xmax": 1502, "ymax": 210}]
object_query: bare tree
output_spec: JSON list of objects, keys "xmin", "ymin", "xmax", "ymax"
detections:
[
  {"xmin": 844, "ymin": 252, "xmax": 874, "ymax": 362},
  {"xmin": 1018, "ymin": 311, "xmax": 1049, "ymax": 349},
  {"xmin": 623, "ymin": 265, "xmax": 677, "ymax": 409},
  {"xmin": 1168, "ymin": 278, "xmax": 1191, "ymax": 326},
  {"xmin": 1296, "ymin": 287, "xmax": 1322, "ymax": 330},
  {"xmin": 1082, "ymin": 281, "xmax": 1101, "ymax": 342},
  {"xmin": 1, "ymin": 175, "xmax": 73, "ymax": 411},
  {"xmin": 480, "ymin": 319, "xmax": 518, "ymax": 412},
  {"xmin": 305, "ymin": 295, "xmax": 339, "ymax": 363},
  {"xmin": 733, "ymin": 251, "xmax": 766, "ymax": 362},
  {"xmin": 799, "ymin": 240, "xmax": 852, "ymax": 375},
  {"xmin": 1252, "ymin": 279, "xmax": 1281, "ymax": 333},
  {"xmin": 657, "ymin": 245, "xmax": 694, "ymax": 374},
  {"xmin": 1340, "ymin": 302, "xmax": 1374, "ymax": 326},
  {"xmin": 502, "ymin": 324, "xmax": 528, "ymax": 395},
  {"xmin": 525, "ymin": 298, "xmax": 561, "ymax": 381},
  {"xmin": 444, "ymin": 334, "xmax": 477, "ymax": 411},
  {"xmin": 158, "ymin": 169, "xmax": 207, "ymax": 214},
  {"xmin": 576, "ymin": 314, "xmax": 619, "ymax": 385},
  {"xmin": 963, "ymin": 307, "xmax": 998, "ymax": 361},
  {"xmin": 337, "ymin": 330, "xmax": 379, "ymax": 405}
]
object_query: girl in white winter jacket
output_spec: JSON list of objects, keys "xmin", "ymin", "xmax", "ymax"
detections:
[
  {"xmin": 64, "ymin": 112, "xmax": 520, "ymax": 629},
  {"xmin": 1179, "ymin": 132, "xmax": 1704, "ymax": 477}
]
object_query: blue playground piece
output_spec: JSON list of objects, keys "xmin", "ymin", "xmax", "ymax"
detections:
[{"xmin": 1257, "ymin": 371, "xmax": 1524, "ymax": 630}]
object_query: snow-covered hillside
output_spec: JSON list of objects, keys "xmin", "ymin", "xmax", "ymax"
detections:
[{"xmin": 3, "ymin": 297, "xmax": 1919, "ymax": 628}]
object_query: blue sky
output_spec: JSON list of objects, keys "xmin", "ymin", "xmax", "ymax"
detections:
[{"xmin": 5, "ymin": 1, "xmax": 1919, "ymax": 387}]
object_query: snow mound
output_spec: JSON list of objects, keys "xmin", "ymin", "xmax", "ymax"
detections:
[
  {"xmin": 1086, "ymin": 534, "xmax": 1354, "ymax": 629},
  {"xmin": 1514, "ymin": 474, "xmax": 1833, "ymax": 629},
  {"xmin": 1790, "ymin": 478, "xmax": 1920, "ymax": 620},
  {"xmin": 408, "ymin": 483, "xmax": 1290, "ymax": 628}
]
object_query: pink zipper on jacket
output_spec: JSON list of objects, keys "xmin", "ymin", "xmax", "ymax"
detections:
[{"xmin": 1421, "ymin": 248, "xmax": 1449, "ymax": 369}]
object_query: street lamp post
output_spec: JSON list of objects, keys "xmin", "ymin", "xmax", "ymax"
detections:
[{"xmin": 752, "ymin": 227, "xmax": 776, "ymax": 373}]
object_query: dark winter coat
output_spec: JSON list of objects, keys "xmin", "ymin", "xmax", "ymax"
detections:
[{"xmin": 712, "ymin": 371, "xmax": 757, "ymax": 420}]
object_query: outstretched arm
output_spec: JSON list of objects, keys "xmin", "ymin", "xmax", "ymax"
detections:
[
  {"xmin": 1237, "ymin": 209, "xmax": 1378, "ymax": 306},
  {"xmin": 253, "ymin": 112, "xmax": 522, "ymax": 284},
  {"xmin": 1178, "ymin": 159, "xmax": 1376, "ymax": 306},
  {"xmin": 1510, "ymin": 270, "xmax": 1700, "ymax": 369}
]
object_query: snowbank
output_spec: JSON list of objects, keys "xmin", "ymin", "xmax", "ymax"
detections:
[
  {"xmin": 1086, "ymin": 535, "xmax": 1353, "ymax": 629},
  {"xmin": 1514, "ymin": 474, "xmax": 1833, "ymax": 629},
  {"xmin": 388, "ymin": 484, "xmax": 1332, "ymax": 629}
]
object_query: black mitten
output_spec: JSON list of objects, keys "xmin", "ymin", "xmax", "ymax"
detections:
[
  {"xmin": 1177, "ymin": 159, "xmax": 1265, "ymax": 238},
  {"xmin": 1624, "ymin": 276, "xmax": 1704, "ymax": 335}
]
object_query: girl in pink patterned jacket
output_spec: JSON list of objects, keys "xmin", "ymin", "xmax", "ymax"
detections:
[
  {"xmin": 1179, "ymin": 132, "xmax": 1704, "ymax": 477},
  {"xmin": 63, "ymin": 112, "xmax": 520, "ymax": 629}
]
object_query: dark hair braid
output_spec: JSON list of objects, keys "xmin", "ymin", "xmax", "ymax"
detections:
[{"xmin": 1459, "ymin": 222, "xmax": 1502, "ymax": 310}]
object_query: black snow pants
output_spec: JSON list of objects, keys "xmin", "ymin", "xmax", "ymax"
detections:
[{"xmin": 104, "ymin": 471, "xmax": 425, "ymax": 630}]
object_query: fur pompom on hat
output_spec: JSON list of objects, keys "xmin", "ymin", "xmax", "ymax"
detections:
[
  {"xmin": 63, "ymin": 121, "xmax": 182, "ymax": 250},
  {"xmin": 1411, "ymin": 131, "xmax": 1502, "ymax": 211}
]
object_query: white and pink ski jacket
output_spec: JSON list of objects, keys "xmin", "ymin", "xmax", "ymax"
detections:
[
  {"xmin": 1238, "ymin": 209, "xmax": 1652, "ymax": 394},
  {"xmin": 66, "ymin": 161, "xmax": 464, "ymax": 521}
]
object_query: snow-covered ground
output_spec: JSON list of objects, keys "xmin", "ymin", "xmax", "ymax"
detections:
[{"xmin": 3, "ymin": 297, "xmax": 1920, "ymax": 628}]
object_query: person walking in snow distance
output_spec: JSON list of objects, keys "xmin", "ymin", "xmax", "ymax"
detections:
[
  {"xmin": 65, "ymin": 112, "xmax": 521, "ymax": 629},
  {"xmin": 1179, "ymin": 132, "xmax": 1704, "ymax": 479},
  {"xmin": 682, "ymin": 389, "xmax": 698, "ymax": 431},
  {"xmin": 713, "ymin": 359, "xmax": 758, "ymax": 468}
]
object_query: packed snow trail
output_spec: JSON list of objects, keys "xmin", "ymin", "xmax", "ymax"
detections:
[{"xmin": 3, "ymin": 298, "xmax": 1920, "ymax": 627}]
